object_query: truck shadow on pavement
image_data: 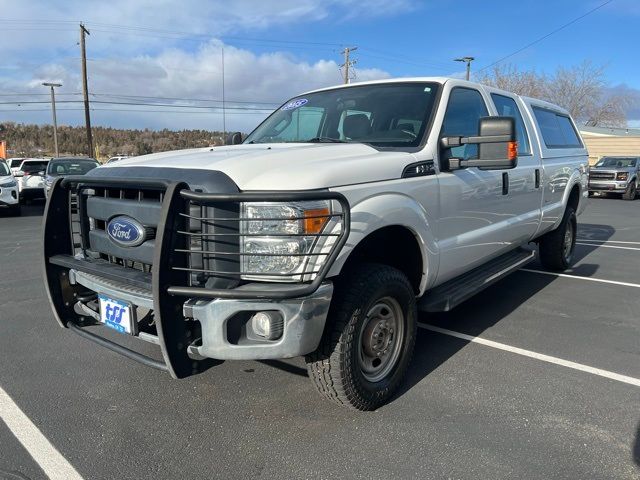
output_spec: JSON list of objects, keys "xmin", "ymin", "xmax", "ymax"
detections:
[{"xmin": 393, "ymin": 223, "xmax": 616, "ymax": 404}]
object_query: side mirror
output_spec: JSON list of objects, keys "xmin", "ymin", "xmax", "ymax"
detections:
[
  {"xmin": 38, "ymin": 170, "xmax": 45, "ymax": 176},
  {"xmin": 225, "ymin": 132, "xmax": 243, "ymax": 145},
  {"xmin": 14, "ymin": 171, "xmax": 24, "ymax": 177},
  {"xmin": 441, "ymin": 116, "xmax": 518, "ymax": 170}
]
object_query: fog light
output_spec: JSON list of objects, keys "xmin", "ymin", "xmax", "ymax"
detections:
[{"xmin": 251, "ymin": 311, "xmax": 284, "ymax": 340}]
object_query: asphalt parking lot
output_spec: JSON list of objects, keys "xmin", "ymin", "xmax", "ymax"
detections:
[{"xmin": 0, "ymin": 197, "xmax": 639, "ymax": 480}]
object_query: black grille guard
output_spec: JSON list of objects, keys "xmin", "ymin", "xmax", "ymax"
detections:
[{"xmin": 42, "ymin": 175, "xmax": 350, "ymax": 378}]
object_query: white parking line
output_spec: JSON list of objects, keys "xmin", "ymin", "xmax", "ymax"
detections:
[
  {"xmin": 576, "ymin": 239, "xmax": 640, "ymax": 245},
  {"xmin": 0, "ymin": 385, "xmax": 83, "ymax": 480},
  {"xmin": 418, "ymin": 323, "xmax": 640, "ymax": 388},
  {"xmin": 576, "ymin": 242, "xmax": 640, "ymax": 251},
  {"xmin": 520, "ymin": 268, "xmax": 640, "ymax": 289}
]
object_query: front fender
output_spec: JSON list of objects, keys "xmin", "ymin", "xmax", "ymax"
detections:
[{"xmin": 328, "ymin": 192, "xmax": 439, "ymax": 295}]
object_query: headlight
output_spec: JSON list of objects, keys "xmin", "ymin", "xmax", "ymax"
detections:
[
  {"xmin": 0, "ymin": 179, "xmax": 17, "ymax": 188},
  {"xmin": 616, "ymin": 172, "xmax": 629, "ymax": 181},
  {"xmin": 240, "ymin": 201, "xmax": 340, "ymax": 282}
]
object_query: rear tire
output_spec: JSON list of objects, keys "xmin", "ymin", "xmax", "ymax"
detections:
[
  {"xmin": 305, "ymin": 264, "xmax": 417, "ymax": 410},
  {"xmin": 622, "ymin": 181, "xmax": 637, "ymax": 201},
  {"xmin": 539, "ymin": 206, "xmax": 577, "ymax": 271}
]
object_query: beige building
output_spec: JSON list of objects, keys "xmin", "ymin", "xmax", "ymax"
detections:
[{"xmin": 579, "ymin": 126, "xmax": 640, "ymax": 165}]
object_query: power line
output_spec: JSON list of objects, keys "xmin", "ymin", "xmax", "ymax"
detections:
[
  {"xmin": 0, "ymin": 99, "xmax": 274, "ymax": 111},
  {"xmin": 0, "ymin": 93, "xmax": 282, "ymax": 106},
  {"xmin": 91, "ymin": 93, "xmax": 281, "ymax": 105},
  {"xmin": 0, "ymin": 107, "xmax": 270, "ymax": 115},
  {"xmin": 478, "ymin": 0, "xmax": 614, "ymax": 72},
  {"xmin": 356, "ymin": 52, "xmax": 453, "ymax": 72}
]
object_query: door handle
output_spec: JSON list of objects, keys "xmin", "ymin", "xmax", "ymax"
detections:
[
  {"xmin": 535, "ymin": 169, "xmax": 540, "ymax": 189},
  {"xmin": 502, "ymin": 172, "xmax": 509, "ymax": 195}
]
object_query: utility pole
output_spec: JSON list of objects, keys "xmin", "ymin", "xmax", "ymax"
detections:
[
  {"xmin": 454, "ymin": 56, "xmax": 475, "ymax": 81},
  {"xmin": 42, "ymin": 82, "xmax": 62, "ymax": 157},
  {"xmin": 341, "ymin": 46, "xmax": 358, "ymax": 84},
  {"xmin": 221, "ymin": 46, "xmax": 226, "ymax": 143},
  {"xmin": 80, "ymin": 23, "xmax": 94, "ymax": 157}
]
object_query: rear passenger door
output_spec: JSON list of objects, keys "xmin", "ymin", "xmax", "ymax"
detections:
[
  {"xmin": 529, "ymin": 106, "xmax": 585, "ymax": 233},
  {"xmin": 489, "ymin": 93, "xmax": 542, "ymax": 243}
]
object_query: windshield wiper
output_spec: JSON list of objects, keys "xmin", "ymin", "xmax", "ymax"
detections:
[{"xmin": 305, "ymin": 137, "xmax": 349, "ymax": 143}]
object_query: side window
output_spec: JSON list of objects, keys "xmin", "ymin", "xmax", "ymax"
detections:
[
  {"xmin": 273, "ymin": 106, "xmax": 325, "ymax": 141},
  {"xmin": 533, "ymin": 107, "xmax": 583, "ymax": 148},
  {"xmin": 441, "ymin": 88, "xmax": 488, "ymax": 159},
  {"xmin": 491, "ymin": 94, "xmax": 531, "ymax": 155},
  {"xmin": 555, "ymin": 115, "xmax": 582, "ymax": 148}
]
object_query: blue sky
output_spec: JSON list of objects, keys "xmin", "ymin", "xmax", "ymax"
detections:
[{"xmin": 0, "ymin": 0, "xmax": 638, "ymax": 131}]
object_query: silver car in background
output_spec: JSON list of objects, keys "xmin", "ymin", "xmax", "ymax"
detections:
[
  {"xmin": 588, "ymin": 156, "xmax": 639, "ymax": 200},
  {"xmin": 44, "ymin": 157, "xmax": 100, "ymax": 198}
]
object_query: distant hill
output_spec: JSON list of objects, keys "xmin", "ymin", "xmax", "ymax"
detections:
[{"xmin": 0, "ymin": 122, "xmax": 228, "ymax": 159}]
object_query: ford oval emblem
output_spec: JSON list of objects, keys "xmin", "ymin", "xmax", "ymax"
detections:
[{"xmin": 106, "ymin": 216, "xmax": 146, "ymax": 247}]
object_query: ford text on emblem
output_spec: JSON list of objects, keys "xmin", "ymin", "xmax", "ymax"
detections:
[{"xmin": 106, "ymin": 216, "xmax": 147, "ymax": 247}]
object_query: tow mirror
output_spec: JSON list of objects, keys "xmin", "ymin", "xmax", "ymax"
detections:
[
  {"xmin": 441, "ymin": 116, "xmax": 518, "ymax": 170},
  {"xmin": 225, "ymin": 132, "xmax": 243, "ymax": 145}
]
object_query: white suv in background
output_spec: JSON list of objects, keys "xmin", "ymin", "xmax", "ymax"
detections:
[
  {"xmin": 8, "ymin": 158, "xmax": 26, "ymax": 175},
  {"xmin": 0, "ymin": 160, "xmax": 20, "ymax": 216},
  {"xmin": 15, "ymin": 158, "xmax": 50, "ymax": 203}
]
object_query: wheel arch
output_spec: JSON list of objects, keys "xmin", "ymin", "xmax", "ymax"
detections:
[{"xmin": 328, "ymin": 192, "xmax": 439, "ymax": 295}]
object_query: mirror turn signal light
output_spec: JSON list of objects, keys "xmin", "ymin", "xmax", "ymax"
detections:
[{"xmin": 507, "ymin": 141, "xmax": 518, "ymax": 161}]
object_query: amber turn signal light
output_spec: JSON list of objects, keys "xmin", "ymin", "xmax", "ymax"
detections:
[
  {"xmin": 507, "ymin": 141, "xmax": 518, "ymax": 161},
  {"xmin": 304, "ymin": 208, "xmax": 331, "ymax": 234}
]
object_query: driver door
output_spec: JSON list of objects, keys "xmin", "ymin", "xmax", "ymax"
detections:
[{"xmin": 435, "ymin": 87, "xmax": 511, "ymax": 283}]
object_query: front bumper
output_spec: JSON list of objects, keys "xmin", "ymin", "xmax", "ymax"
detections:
[
  {"xmin": 0, "ymin": 185, "xmax": 19, "ymax": 207},
  {"xmin": 43, "ymin": 175, "xmax": 349, "ymax": 378},
  {"xmin": 20, "ymin": 187, "xmax": 45, "ymax": 199},
  {"xmin": 70, "ymin": 267, "xmax": 333, "ymax": 361},
  {"xmin": 588, "ymin": 181, "xmax": 629, "ymax": 192}
]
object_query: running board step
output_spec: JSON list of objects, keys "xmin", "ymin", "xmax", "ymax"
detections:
[{"xmin": 419, "ymin": 248, "xmax": 536, "ymax": 312}]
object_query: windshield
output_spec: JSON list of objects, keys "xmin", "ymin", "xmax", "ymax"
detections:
[
  {"xmin": 0, "ymin": 162, "xmax": 10, "ymax": 176},
  {"xmin": 244, "ymin": 82, "xmax": 440, "ymax": 148},
  {"xmin": 47, "ymin": 159, "xmax": 99, "ymax": 176},
  {"xmin": 596, "ymin": 157, "xmax": 637, "ymax": 168},
  {"xmin": 21, "ymin": 161, "xmax": 49, "ymax": 174}
]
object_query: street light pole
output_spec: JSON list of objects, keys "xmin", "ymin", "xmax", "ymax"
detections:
[
  {"xmin": 42, "ymin": 82, "xmax": 62, "ymax": 157},
  {"xmin": 454, "ymin": 56, "xmax": 475, "ymax": 81}
]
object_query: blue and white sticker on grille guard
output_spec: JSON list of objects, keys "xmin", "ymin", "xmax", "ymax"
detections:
[{"xmin": 98, "ymin": 294, "xmax": 136, "ymax": 335}]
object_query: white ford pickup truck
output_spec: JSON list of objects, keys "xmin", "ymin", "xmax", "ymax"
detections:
[{"xmin": 44, "ymin": 78, "xmax": 588, "ymax": 410}]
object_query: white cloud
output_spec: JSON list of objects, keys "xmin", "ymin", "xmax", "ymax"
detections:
[
  {"xmin": 1, "ymin": 40, "xmax": 390, "ymax": 131},
  {"xmin": 0, "ymin": 0, "xmax": 416, "ymax": 56},
  {"xmin": 0, "ymin": 0, "xmax": 410, "ymax": 130}
]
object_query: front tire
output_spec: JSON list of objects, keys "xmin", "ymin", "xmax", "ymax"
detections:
[
  {"xmin": 539, "ymin": 206, "xmax": 577, "ymax": 271},
  {"xmin": 305, "ymin": 264, "xmax": 417, "ymax": 410},
  {"xmin": 622, "ymin": 181, "xmax": 637, "ymax": 201}
]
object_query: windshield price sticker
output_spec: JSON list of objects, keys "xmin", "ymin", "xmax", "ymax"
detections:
[{"xmin": 281, "ymin": 98, "xmax": 308, "ymax": 111}]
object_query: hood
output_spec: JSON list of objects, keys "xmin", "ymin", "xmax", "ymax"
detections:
[
  {"xmin": 97, "ymin": 143, "xmax": 417, "ymax": 190},
  {"xmin": 590, "ymin": 166, "xmax": 636, "ymax": 173}
]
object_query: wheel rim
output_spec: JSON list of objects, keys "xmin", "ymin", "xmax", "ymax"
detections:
[
  {"xmin": 357, "ymin": 296, "xmax": 404, "ymax": 383},
  {"xmin": 563, "ymin": 218, "xmax": 575, "ymax": 262}
]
